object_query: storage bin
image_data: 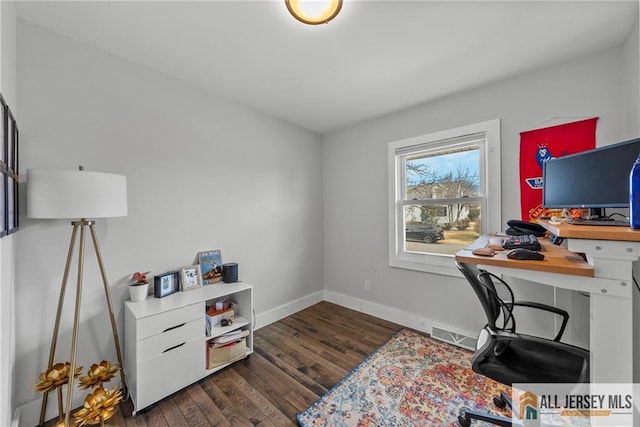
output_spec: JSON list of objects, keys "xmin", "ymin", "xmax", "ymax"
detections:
[
  {"xmin": 207, "ymin": 337, "xmax": 246, "ymax": 369},
  {"xmin": 206, "ymin": 307, "xmax": 234, "ymax": 328}
]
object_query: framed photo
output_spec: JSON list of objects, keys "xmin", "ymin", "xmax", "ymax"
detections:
[
  {"xmin": 7, "ymin": 175, "xmax": 16, "ymax": 234},
  {"xmin": 6, "ymin": 111, "xmax": 13, "ymax": 172},
  {"xmin": 197, "ymin": 250, "xmax": 223, "ymax": 285},
  {"xmin": 180, "ymin": 264, "xmax": 202, "ymax": 291},
  {"xmin": 0, "ymin": 172, "xmax": 5, "ymax": 237},
  {"xmin": 154, "ymin": 271, "xmax": 180, "ymax": 298},
  {"xmin": 10, "ymin": 114, "xmax": 17, "ymax": 173},
  {"xmin": 0, "ymin": 99, "xmax": 5, "ymax": 166}
]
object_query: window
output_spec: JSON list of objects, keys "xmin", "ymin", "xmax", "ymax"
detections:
[{"xmin": 388, "ymin": 119, "xmax": 501, "ymax": 275}]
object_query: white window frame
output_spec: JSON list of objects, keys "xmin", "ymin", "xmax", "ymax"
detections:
[{"xmin": 388, "ymin": 119, "xmax": 502, "ymax": 276}]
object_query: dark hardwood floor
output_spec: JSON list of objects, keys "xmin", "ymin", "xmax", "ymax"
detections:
[{"xmin": 97, "ymin": 301, "xmax": 401, "ymax": 426}]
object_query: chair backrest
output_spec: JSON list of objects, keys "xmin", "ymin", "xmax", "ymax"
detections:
[{"xmin": 455, "ymin": 261, "xmax": 515, "ymax": 333}]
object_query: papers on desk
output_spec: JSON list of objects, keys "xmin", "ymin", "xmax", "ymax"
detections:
[
  {"xmin": 465, "ymin": 235, "xmax": 504, "ymax": 251},
  {"xmin": 465, "ymin": 236, "xmax": 491, "ymax": 251}
]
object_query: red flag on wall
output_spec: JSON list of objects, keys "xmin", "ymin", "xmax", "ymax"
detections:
[{"xmin": 519, "ymin": 118, "xmax": 598, "ymax": 221}]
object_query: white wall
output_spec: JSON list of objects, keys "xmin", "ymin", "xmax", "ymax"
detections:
[
  {"xmin": 623, "ymin": 20, "xmax": 640, "ymax": 138},
  {"xmin": 0, "ymin": 2, "xmax": 17, "ymax": 426},
  {"xmin": 15, "ymin": 20, "xmax": 323, "ymax": 420},
  {"xmin": 323, "ymin": 42, "xmax": 637, "ymax": 345}
]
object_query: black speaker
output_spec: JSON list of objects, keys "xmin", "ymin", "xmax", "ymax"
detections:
[{"xmin": 222, "ymin": 263, "xmax": 238, "ymax": 283}]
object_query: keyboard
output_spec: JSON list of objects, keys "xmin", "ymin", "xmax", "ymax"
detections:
[
  {"xmin": 568, "ymin": 218, "xmax": 630, "ymax": 227},
  {"xmin": 502, "ymin": 234, "xmax": 541, "ymax": 251}
]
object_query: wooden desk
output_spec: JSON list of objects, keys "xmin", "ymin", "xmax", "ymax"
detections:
[
  {"xmin": 455, "ymin": 237, "xmax": 593, "ymax": 277},
  {"xmin": 541, "ymin": 219, "xmax": 640, "ymax": 242},
  {"xmin": 456, "ymin": 224, "xmax": 640, "ymax": 384}
]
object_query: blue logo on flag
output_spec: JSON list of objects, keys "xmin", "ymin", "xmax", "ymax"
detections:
[
  {"xmin": 526, "ymin": 177, "xmax": 543, "ymax": 189},
  {"xmin": 536, "ymin": 144, "xmax": 553, "ymax": 168}
]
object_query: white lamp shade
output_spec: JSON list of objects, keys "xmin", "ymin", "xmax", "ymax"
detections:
[{"xmin": 27, "ymin": 169, "xmax": 128, "ymax": 219}]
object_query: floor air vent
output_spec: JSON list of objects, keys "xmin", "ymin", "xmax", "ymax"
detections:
[{"xmin": 431, "ymin": 325, "xmax": 477, "ymax": 351}]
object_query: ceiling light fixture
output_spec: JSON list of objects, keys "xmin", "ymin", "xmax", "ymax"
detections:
[{"xmin": 285, "ymin": 0, "xmax": 343, "ymax": 25}]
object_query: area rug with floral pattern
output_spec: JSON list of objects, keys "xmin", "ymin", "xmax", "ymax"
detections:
[{"xmin": 296, "ymin": 328, "xmax": 510, "ymax": 426}]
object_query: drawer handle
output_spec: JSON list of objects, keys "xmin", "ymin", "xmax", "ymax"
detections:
[
  {"xmin": 163, "ymin": 342, "xmax": 186, "ymax": 353},
  {"xmin": 162, "ymin": 323, "xmax": 186, "ymax": 333}
]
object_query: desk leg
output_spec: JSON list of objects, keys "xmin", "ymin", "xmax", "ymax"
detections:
[
  {"xmin": 590, "ymin": 292, "xmax": 633, "ymax": 383},
  {"xmin": 567, "ymin": 239, "xmax": 638, "ymax": 384}
]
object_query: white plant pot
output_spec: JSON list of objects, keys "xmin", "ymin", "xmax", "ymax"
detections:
[{"xmin": 129, "ymin": 283, "xmax": 149, "ymax": 302}]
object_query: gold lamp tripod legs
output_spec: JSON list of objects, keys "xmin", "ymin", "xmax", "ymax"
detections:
[{"xmin": 38, "ymin": 220, "xmax": 127, "ymax": 426}]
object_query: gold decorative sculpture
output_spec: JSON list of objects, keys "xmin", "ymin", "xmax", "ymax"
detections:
[
  {"xmin": 35, "ymin": 363, "xmax": 83, "ymax": 393},
  {"xmin": 78, "ymin": 361, "xmax": 119, "ymax": 390},
  {"xmin": 35, "ymin": 363, "xmax": 83, "ymax": 424},
  {"xmin": 73, "ymin": 387, "xmax": 122, "ymax": 426},
  {"xmin": 35, "ymin": 361, "xmax": 121, "ymax": 425}
]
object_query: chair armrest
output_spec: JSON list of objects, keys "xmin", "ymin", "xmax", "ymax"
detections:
[
  {"xmin": 511, "ymin": 300, "xmax": 569, "ymax": 342},
  {"xmin": 490, "ymin": 329, "xmax": 589, "ymax": 361}
]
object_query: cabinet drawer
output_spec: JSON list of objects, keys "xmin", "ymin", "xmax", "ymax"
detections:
[
  {"xmin": 135, "ymin": 337, "xmax": 203, "ymax": 410},
  {"xmin": 137, "ymin": 303, "xmax": 202, "ymax": 341},
  {"xmin": 138, "ymin": 317, "xmax": 203, "ymax": 362}
]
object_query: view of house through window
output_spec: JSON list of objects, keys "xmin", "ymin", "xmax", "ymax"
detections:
[{"xmin": 402, "ymin": 143, "xmax": 483, "ymax": 255}]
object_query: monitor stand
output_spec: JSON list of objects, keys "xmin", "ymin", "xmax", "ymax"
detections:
[{"xmin": 587, "ymin": 208, "xmax": 603, "ymax": 219}]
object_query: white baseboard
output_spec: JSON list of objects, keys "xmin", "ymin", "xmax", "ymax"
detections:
[
  {"xmin": 322, "ymin": 290, "xmax": 436, "ymax": 336},
  {"xmin": 254, "ymin": 290, "xmax": 324, "ymax": 330},
  {"xmin": 14, "ymin": 398, "xmax": 38, "ymax": 427},
  {"xmin": 255, "ymin": 289, "xmax": 441, "ymax": 336},
  {"xmin": 11, "ymin": 407, "xmax": 20, "ymax": 427}
]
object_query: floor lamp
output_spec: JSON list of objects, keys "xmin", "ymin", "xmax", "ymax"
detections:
[{"xmin": 27, "ymin": 167, "xmax": 128, "ymax": 427}]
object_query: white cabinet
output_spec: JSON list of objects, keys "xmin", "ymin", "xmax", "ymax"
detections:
[{"xmin": 124, "ymin": 282, "xmax": 253, "ymax": 413}]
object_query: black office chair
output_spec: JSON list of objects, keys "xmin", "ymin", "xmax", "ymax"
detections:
[{"xmin": 455, "ymin": 261, "xmax": 590, "ymax": 426}]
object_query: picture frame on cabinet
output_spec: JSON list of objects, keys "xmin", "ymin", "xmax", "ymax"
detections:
[
  {"xmin": 154, "ymin": 271, "xmax": 180, "ymax": 298},
  {"xmin": 180, "ymin": 264, "xmax": 202, "ymax": 291},
  {"xmin": 197, "ymin": 250, "xmax": 223, "ymax": 285}
]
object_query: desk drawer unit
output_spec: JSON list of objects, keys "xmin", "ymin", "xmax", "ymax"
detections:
[
  {"xmin": 124, "ymin": 282, "xmax": 254, "ymax": 414},
  {"xmin": 137, "ymin": 303, "xmax": 202, "ymax": 340},
  {"xmin": 136, "ymin": 336, "xmax": 202, "ymax": 410},
  {"xmin": 125, "ymin": 302, "xmax": 204, "ymax": 412}
]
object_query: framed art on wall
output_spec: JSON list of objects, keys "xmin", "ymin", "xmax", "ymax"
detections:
[
  {"xmin": 154, "ymin": 271, "xmax": 180, "ymax": 298},
  {"xmin": 6, "ymin": 111, "xmax": 13, "ymax": 171},
  {"xmin": 8, "ymin": 110, "xmax": 17, "ymax": 172},
  {"xmin": 0, "ymin": 99, "xmax": 5, "ymax": 166},
  {"xmin": 180, "ymin": 265, "xmax": 202, "ymax": 291},
  {"xmin": 6, "ymin": 175, "xmax": 16, "ymax": 234},
  {"xmin": 0, "ymin": 96, "xmax": 18, "ymax": 238},
  {"xmin": 0, "ymin": 173, "xmax": 5, "ymax": 238}
]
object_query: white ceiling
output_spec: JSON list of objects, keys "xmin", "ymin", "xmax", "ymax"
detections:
[{"xmin": 15, "ymin": 1, "xmax": 639, "ymax": 134}]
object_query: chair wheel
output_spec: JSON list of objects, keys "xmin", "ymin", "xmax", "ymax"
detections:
[
  {"xmin": 493, "ymin": 396, "xmax": 507, "ymax": 408},
  {"xmin": 458, "ymin": 415, "xmax": 471, "ymax": 426}
]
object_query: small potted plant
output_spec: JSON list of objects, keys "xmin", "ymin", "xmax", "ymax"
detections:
[{"xmin": 129, "ymin": 271, "xmax": 150, "ymax": 302}]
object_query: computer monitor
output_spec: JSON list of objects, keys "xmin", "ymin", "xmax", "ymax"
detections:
[{"xmin": 542, "ymin": 137, "xmax": 640, "ymax": 212}]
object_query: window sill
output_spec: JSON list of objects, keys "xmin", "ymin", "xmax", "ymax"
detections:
[{"xmin": 389, "ymin": 253, "xmax": 461, "ymax": 277}]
